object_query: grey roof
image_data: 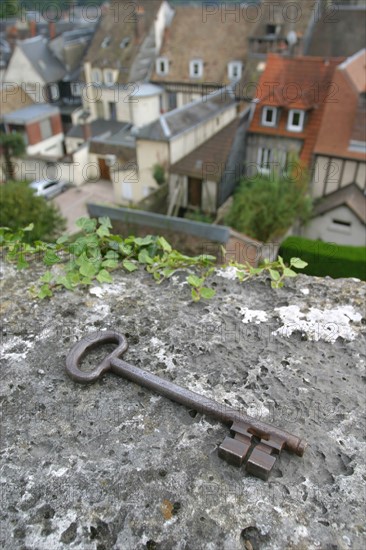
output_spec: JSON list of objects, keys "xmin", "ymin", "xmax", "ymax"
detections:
[
  {"xmin": 66, "ymin": 118, "xmax": 127, "ymax": 139},
  {"xmin": 137, "ymin": 88, "xmax": 236, "ymax": 142},
  {"xmin": 134, "ymin": 83, "xmax": 163, "ymax": 98},
  {"xmin": 314, "ymin": 183, "xmax": 366, "ymax": 224},
  {"xmin": 3, "ymin": 103, "xmax": 60, "ymax": 124},
  {"xmin": 18, "ymin": 36, "xmax": 66, "ymax": 83}
]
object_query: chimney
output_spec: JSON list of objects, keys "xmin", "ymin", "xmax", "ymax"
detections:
[
  {"xmin": 49, "ymin": 22, "xmax": 56, "ymax": 40},
  {"xmin": 135, "ymin": 6, "xmax": 145, "ymax": 44},
  {"xmin": 82, "ymin": 121, "xmax": 92, "ymax": 142},
  {"xmin": 29, "ymin": 20, "xmax": 37, "ymax": 38}
]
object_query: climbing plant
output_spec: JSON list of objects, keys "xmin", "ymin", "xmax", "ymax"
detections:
[{"xmin": 0, "ymin": 216, "xmax": 307, "ymax": 300}]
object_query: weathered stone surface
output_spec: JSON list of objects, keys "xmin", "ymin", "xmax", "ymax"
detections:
[{"xmin": 1, "ymin": 262, "xmax": 365, "ymax": 549}]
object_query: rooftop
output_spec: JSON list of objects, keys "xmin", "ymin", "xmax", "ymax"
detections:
[
  {"xmin": 313, "ymin": 183, "xmax": 366, "ymax": 224},
  {"xmin": 170, "ymin": 118, "xmax": 241, "ymax": 182},
  {"xmin": 66, "ymin": 118, "xmax": 127, "ymax": 140},
  {"xmin": 138, "ymin": 88, "xmax": 236, "ymax": 142},
  {"xmin": 151, "ymin": 5, "xmax": 252, "ymax": 85},
  {"xmin": 16, "ymin": 35, "xmax": 66, "ymax": 83},
  {"xmin": 1, "ymin": 261, "xmax": 365, "ymax": 548},
  {"xmin": 2, "ymin": 103, "xmax": 60, "ymax": 124}
]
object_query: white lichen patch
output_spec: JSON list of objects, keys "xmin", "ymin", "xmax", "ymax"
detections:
[
  {"xmin": 272, "ymin": 304, "xmax": 362, "ymax": 343},
  {"xmin": 239, "ymin": 307, "xmax": 268, "ymax": 324},
  {"xmin": 215, "ymin": 266, "xmax": 240, "ymax": 280}
]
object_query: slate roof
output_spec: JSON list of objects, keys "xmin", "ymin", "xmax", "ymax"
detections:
[
  {"xmin": 170, "ymin": 119, "xmax": 240, "ymax": 182},
  {"xmin": 137, "ymin": 88, "xmax": 236, "ymax": 142},
  {"xmin": 83, "ymin": 0, "xmax": 163, "ymax": 84},
  {"xmin": 17, "ymin": 36, "xmax": 66, "ymax": 83},
  {"xmin": 3, "ymin": 103, "xmax": 60, "ymax": 124},
  {"xmin": 313, "ymin": 183, "xmax": 366, "ymax": 224},
  {"xmin": 314, "ymin": 49, "xmax": 366, "ymax": 161},
  {"xmin": 248, "ymin": 54, "xmax": 344, "ymax": 166},
  {"xmin": 151, "ymin": 5, "xmax": 251, "ymax": 85},
  {"xmin": 306, "ymin": 6, "xmax": 366, "ymax": 57},
  {"xmin": 66, "ymin": 118, "xmax": 127, "ymax": 139}
]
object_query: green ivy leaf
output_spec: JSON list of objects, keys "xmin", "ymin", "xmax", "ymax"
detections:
[
  {"xmin": 96, "ymin": 225, "xmax": 110, "ymax": 238},
  {"xmin": 187, "ymin": 275, "xmax": 203, "ymax": 288},
  {"xmin": 56, "ymin": 275, "xmax": 74, "ymax": 290},
  {"xmin": 43, "ymin": 250, "xmax": 61, "ymax": 266},
  {"xmin": 38, "ymin": 284, "xmax": 53, "ymax": 299},
  {"xmin": 290, "ymin": 257, "xmax": 308, "ymax": 269},
  {"xmin": 134, "ymin": 236, "xmax": 154, "ymax": 247},
  {"xmin": 102, "ymin": 259, "xmax": 119, "ymax": 269},
  {"xmin": 23, "ymin": 223, "xmax": 34, "ymax": 232},
  {"xmin": 119, "ymin": 243, "xmax": 132, "ymax": 256},
  {"xmin": 200, "ymin": 287, "xmax": 216, "ymax": 299},
  {"xmin": 191, "ymin": 287, "xmax": 200, "ymax": 302},
  {"xmin": 79, "ymin": 261, "xmax": 98, "ymax": 278},
  {"xmin": 105, "ymin": 250, "xmax": 119, "ymax": 260},
  {"xmin": 138, "ymin": 249, "xmax": 153, "ymax": 264},
  {"xmin": 56, "ymin": 235, "xmax": 69, "ymax": 245},
  {"xmin": 40, "ymin": 271, "xmax": 53, "ymax": 283},
  {"xmin": 123, "ymin": 259, "xmax": 138, "ymax": 272},
  {"xmin": 269, "ymin": 269, "xmax": 280, "ymax": 281},
  {"xmin": 76, "ymin": 217, "xmax": 97, "ymax": 234},
  {"xmin": 16, "ymin": 256, "xmax": 29, "ymax": 270},
  {"xmin": 98, "ymin": 217, "xmax": 112, "ymax": 228},
  {"xmin": 157, "ymin": 236, "xmax": 172, "ymax": 253},
  {"xmin": 283, "ymin": 267, "xmax": 297, "ymax": 277},
  {"xmin": 96, "ymin": 269, "xmax": 113, "ymax": 284}
]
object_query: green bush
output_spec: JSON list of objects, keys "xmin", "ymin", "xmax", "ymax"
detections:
[
  {"xmin": 152, "ymin": 164, "xmax": 166, "ymax": 186},
  {"xmin": 0, "ymin": 181, "xmax": 66, "ymax": 243},
  {"xmin": 279, "ymin": 236, "xmax": 366, "ymax": 280},
  {"xmin": 225, "ymin": 169, "xmax": 312, "ymax": 242}
]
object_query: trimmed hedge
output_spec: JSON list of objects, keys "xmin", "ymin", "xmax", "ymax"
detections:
[{"xmin": 279, "ymin": 236, "xmax": 366, "ymax": 280}]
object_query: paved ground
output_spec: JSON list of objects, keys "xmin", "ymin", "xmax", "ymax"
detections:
[{"xmin": 52, "ymin": 181, "xmax": 116, "ymax": 234}]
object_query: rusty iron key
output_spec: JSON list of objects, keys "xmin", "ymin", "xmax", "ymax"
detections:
[{"xmin": 65, "ymin": 331, "xmax": 307, "ymax": 480}]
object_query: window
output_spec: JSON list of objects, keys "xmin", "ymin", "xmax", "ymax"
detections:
[
  {"xmin": 257, "ymin": 147, "xmax": 272, "ymax": 174},
  {"xmin": 156, "ymin": 57, "xmax": 169, "ymax": 76},
  {"xmin": 39, "ymin": 118, "xmax": 52, "ymax": 141},
  {"xmin": 109, "ymin": 102, "xmax": 117, "ymax": 121},
  {"xmin": 101, "ymin": 36, "xmax": 111, "ymax": 48},
  {"xmin": 120, "ymin": 37, "xmax": 130, "ymax": 49},
  {"xmin": 96, "ymin": 100, "xmax": 104, "ymax": 118},
  {"xmin": 104, "ymin": 70, "xmax": 115, "ymax": 86},
  {"xmin": 71, "ymin": 82, "xmax": 82, "ymax": 96},
  {"xmin": 228, "ymin": 61, "xmax": 243, "ymax": 80},
  {"xmin": 189, "ymin": 59, "xmax": 203, "ymax": 78},
  {"xmin": 91, "ymin": 68, "xmax": 102, "ymax": 84},
  {"xmin": 49, "ymin": 83, "xmax": 59, "ymax": 101},
  {"xmin": 261, "ymin": 106, "xmax": 277, "ymax": 127},
  {"xmin": 168, "ymin": 92, "xmax": 177, "ymax": 111},
  {"xmin": 287, "ymin": 109, "xmax": 305, "ymax": 132}
]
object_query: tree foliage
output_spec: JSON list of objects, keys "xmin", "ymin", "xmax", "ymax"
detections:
[
  {"xmin": 0, "ymin": 181, "xmax": 66, "ymax": 243},
  {"xmin": 225, "ymin": 167, "xmax": 312, "ymax": 243},
  {"xmin": 0, "ymin": 132, "xmax": 26, "ymax": 181}
]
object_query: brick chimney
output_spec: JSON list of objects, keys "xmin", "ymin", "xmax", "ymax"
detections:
[
  {"xmin": 29, "ymin": 20, "xmax": 37, "ymax": 38},
  {"xmin": 49, "ymin": 22, "xmax": 56, "ymax": 40},
  {"xmin": 135, "ymin": 5, "xmax": 145, "ymax": 44}
]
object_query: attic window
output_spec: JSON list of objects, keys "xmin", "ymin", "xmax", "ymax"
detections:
[
  {"xmin": 190, "ymin": 59, "xmax": 203, "ymax": 79},
  {"xmin": 287, "ymin": 109, "xmax": 305, "ymax": 132},
  {"xmin": 102, "ymin": 36, "xmax": 111, "ymax": 48},
  {"xmin": 120, "ymin": 37, "xmax": 130, "ymax": 49},
  {"xmin": 156, "ymin": 57, "xmax": 169, "ymax": 76},
  {"xmin": 91, "ymin": 68, "xmax": 102, "ymax": 84},
  {"xmin": 71, "ymin": 82, "xmax": 82, "ymax": 96},
  {"xmin": 228, "ymin": 61, "xmax": 242, "ymax": 80},
  {"xmin": 261, "ymin": 106, "xmax": 277, "ymax": 127},
  {"xmin": 49, "ymin": 83, "xmax": 59, "ymax": 101},
  {"xmin": 266, "ymin": 24, "xmax": 277, "ymax": 35},
  {"xmin": 104, "ymin": 69, "xmax": 116, "ymax": 86}
]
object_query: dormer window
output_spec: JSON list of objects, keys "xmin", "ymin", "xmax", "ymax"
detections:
[
  {"xmin": 189, "ymin": 59, "xmax": 203, "ymax": 79},
  {"xmin": 49, "ymin": 83, "xmax": 59, "ymax": 101},
  {"xmin": 287, "ymin": 109, "xmax": 305, "ymax": 132},
  {"xmin": 120, "ymin": 37, "xmax": 130, "ymax": 49},
  {"xmin": 261, "ymin": 106, "xmax": 277, "ymax": 127},
  {"xmin": 104, "ymin": 69, "xmax": 116, "ymax": 86},
  {"xmin": 71, "ymin": 82, "xmax": 82, "ymax": 96},
  {"xmin": 91, "ymin": 68, "xmax": 102, "ymax": 85},
  {"xmin": 228, "ymin": 61, "xmax": 242, "ymax": 80},
  {"xmin": 102, "ymin": 36, "xmax": 111, "ymax": 48},
  {"xmin": 156, "ymin": 57, "xmax": 169, "ymax": 76}
]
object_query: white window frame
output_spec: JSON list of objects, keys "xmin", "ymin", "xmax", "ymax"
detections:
[
  {"xmin": 91, "ymin": 68, "xmax": 102, "ymax": 85},
  {"xmin": 104, "ymin": 69, "xmax": 115, "ymax": 87},
  {"xmin": 189, "ymin": 59, "xmax": 203, "ymax": 79},
  {"xmin": 287, "ymin": 109, "xmax": 305, "ymax": 132},
  {"xmin": 228, "ymin": 61, "xmax": 242, "ymax": 80},
  {"xmin": 71, "ymin": 82, "xmax": 82, "ymax": 96},
  {"xmin": 261, "ymin": 106, "xmax": 277, "ymax": 127},
  {"xmin": 257, "ymin": 147, "xmax": 272, "ymax": 174},
  {"xmin": 49, "ymin": 83, "xmax": 59, "ymax": 101},
  {"xmin": 156, "ymin": 57, "xmax": 169, "ymax": 76}
]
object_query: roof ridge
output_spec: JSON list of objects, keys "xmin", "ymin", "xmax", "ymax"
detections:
[{"xmin": 159, "ymin": 115, "xmax": 171, "ymax": 138}]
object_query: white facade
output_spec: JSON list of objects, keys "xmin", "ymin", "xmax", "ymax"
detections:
[
  {"xmin": 303, "ymin": 205, "xmax": 365, "ymax": 247},
  {"xmin": 5, "ymin": 47, "xmax": 47, "ymax": 103}
]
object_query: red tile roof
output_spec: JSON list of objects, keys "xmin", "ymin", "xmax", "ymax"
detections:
[
  {"xmin": 314, "ymin": 49, "xmax": 366, "ymax": 161},
  {"xmin": 249, "ymin": 54, "xmax": 344, "ymax": 166}
]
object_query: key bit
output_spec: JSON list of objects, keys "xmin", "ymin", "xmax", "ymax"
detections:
[{"xmin": 65, "ymin": 331, "xmax": 307, "ymax": 481}]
